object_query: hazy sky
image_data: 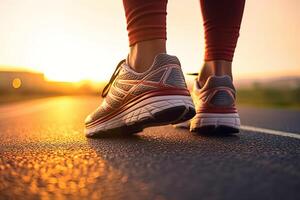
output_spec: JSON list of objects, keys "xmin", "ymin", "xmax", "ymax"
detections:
[{"xmin": 0, "ymin": 0, "xmax": 299, "ymax": 82}]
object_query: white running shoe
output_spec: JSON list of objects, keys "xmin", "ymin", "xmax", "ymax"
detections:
[
  {"xmin": 176, "ymin": 75, "xmax": 240, "ymax": 135},
  {"xmin": 85, "ymin": 54, "xmax": 196, "ymax": 137}
]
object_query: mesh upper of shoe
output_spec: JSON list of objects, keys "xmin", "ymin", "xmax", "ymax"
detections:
[
  {"xmin": 193, "ymin": 75, "xmax": 236, "ymax": 109},
  {"xmin": 85, "ymin": 54, "xmax": 188, "ymax": 124}
]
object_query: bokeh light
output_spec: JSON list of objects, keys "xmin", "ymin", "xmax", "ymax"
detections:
[{"xmin": 12, "ymin": 78, "xmax": 22, "ymax": 89}]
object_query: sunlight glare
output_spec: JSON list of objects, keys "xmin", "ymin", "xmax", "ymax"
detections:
[{"xmin": 29, "ymin": 30, "xmax": 118, "ymax": 82}]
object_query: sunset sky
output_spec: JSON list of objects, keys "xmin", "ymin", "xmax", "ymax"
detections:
[{"xmin": 0, "ymin": 0, "xmax": 299, "ymax": 82}]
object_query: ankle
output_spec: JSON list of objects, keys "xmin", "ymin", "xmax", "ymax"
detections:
[
  {"xmin": 198, "ymin": 60, "xmax": 232, "ymax": 86},
  {"xmin": 128, "ymin": 39, "xmax": 166, "ymax": 72}
]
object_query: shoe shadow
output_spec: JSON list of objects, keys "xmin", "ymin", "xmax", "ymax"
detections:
[{"xmin": 175, "ymin": 126, "xmax": 240, "ymax": 138}]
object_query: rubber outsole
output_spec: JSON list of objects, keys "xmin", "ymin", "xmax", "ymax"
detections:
[
  {"xmin": 191, "ymin": 125, "xmax": 239, "ymax": 136},
  {"xmin": 174, "ymin": 119, "xmax": 240, "ymax": 135},
  {"xmin": 190, "ymin": 113, "xmax": 240, "ymax": 135},
  {"xmin": 86, "ymin": 105, "xmax": 195, "ymax": 138},
  {"xmin": 85, "ymin": 95, "xmax": 196, "ymax": 138}
]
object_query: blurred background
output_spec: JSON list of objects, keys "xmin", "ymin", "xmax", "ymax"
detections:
[{"xmin": 0, "ymin": 0, "xmax": 299, "ymax": 108}]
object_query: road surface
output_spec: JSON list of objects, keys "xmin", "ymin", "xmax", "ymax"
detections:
[{"xmin": 0, "ymin": 96, "xmax": 299, "ymax": 200}]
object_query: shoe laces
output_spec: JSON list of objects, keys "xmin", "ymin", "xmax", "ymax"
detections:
[{"xmin": 102, "ymin": 59, "xmax": 125, "ymax": 97}]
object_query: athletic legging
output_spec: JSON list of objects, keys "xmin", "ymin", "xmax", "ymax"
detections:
[{"xmin": 122, "ymin": 0, "xmax": 245, "ymax": 62}]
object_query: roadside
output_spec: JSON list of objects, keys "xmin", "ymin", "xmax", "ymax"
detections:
[
  {"xmin": 2, "ymin": 87, "xmax": 300, "ymax": 110},
  {"xmin": 237, "ymin": 87, "xmax": 300, "ymax": 109}
]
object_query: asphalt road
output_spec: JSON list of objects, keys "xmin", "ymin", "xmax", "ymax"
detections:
[{"xmin": 0, "ymin": 96, "xmax": 299, "ymax": 200}]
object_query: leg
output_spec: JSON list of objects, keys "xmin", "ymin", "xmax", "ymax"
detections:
[
  {"xmin": 123, "ymin": 0, "xmax": 167, "ymax": 72},
  {"xmin": 84, "ymin": 0, "xmax": 195, "ymax": 137},
  {"xmin": 199, "ymin": 0, "xmax": 245, "ymax": 86},
  {"xmin": 187, "ymin": 0, "xmax": 245, "ymax": 134}
]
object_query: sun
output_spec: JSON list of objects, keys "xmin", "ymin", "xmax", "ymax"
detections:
[
  {"xmin": 26, "ymin": 30, "xmax": 112, "ymax": 82},
  {"xmin": 18, "ymin": 24, "xmax": 128, "ymax": 83}
]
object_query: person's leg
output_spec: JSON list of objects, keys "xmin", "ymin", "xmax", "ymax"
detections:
[
  {"xmin": 186, "ymin": 0, "xmax": 245, "ymax": 134},
  {"xmin": 85, "ymin": 0, "xmax": 195, "ymax": 137},
  {"xmin": 123, "ymin": 0, "xmax": 167, "ymax": 72},
  {"xmin": 199, "ymin": 0, "xmax": 245, "ymax": 86}
]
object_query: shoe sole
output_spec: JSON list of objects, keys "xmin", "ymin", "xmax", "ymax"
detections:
[
  {"xmin": 190, "ymin": 113, "xmax": 240, "ymax": 135},
  {"xmin": 85, "ymin": 95, "xmax": 195, "ymax": 138}
]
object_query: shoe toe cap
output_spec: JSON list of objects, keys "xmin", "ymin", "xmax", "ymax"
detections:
[{"xmin": 84, "ymin": 114, "xmax": 94, "ymax": 125}]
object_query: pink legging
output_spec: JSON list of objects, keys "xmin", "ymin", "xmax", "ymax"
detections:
[{"xmin": 123, "ymin": 0, "xmax": 245, "ymax": 62}]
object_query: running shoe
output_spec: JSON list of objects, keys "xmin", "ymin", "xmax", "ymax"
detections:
[
  {"xmin": 190, "ymin": 75, "xmax": 240, "ymax": 134},
  {"xmin": 85, "ymin": 54, "xmax": 195, "ymax": 137}
]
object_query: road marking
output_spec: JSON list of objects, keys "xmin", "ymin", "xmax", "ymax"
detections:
[{"xmin": 241, "ymin": 125, "xmax": 300, "ymax": 140}]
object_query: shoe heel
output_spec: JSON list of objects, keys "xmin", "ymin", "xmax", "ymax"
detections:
[{"xmin": 190, "ymin": 113, "xmax": 240, "ymax": 134}]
